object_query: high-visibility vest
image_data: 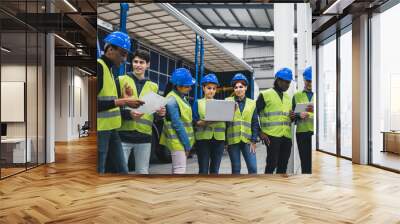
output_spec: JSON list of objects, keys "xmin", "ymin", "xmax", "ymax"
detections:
[
  {"xmin": 117, "ymin": 74, "xmax": 158, "ymax": 135},
  {"xmin": 294, "ymin": 91, "xmax": 314, "ymax": 133},
  {"xmin": 159, "ymin": 91, "xmax": 195, "ymax": 151},
  {"xmin": 259, "ymin": 89, "xmax": 292, "ymax": 139},
  {"xmin": 97, "ymin": 59, "xmax": 121, "ymax": 131},
  {"xmin": 225, "ymin": 97, "xmax": 256, "ymax": 145},
  {"xmin": 195, "ymin": 98, "xmax": 226, "ymax": 141}
]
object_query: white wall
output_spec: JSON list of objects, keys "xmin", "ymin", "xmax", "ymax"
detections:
[
  {"xmin": 1, "ymin": 63, "xmax": 46, "ymax": 164},
  {"xmin": 55, "ymin": 67, "xmax": 89, "ymax": 141},
  {"xmin": 221, "ymin": 42, "xmax": 244, "ymax": 59},
  {"xmin": 244, "ymin": 45, "xmax": 275, "ymax": 90}
]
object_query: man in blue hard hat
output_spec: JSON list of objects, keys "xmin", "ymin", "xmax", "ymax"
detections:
[
  {"xmin": 293, "ymin": 66, "xmax": 314, "ymax": 174},
  {"xmin": 257, "ymin": 67, "xmax": 295, "ymax": 174},
  {"xmin": 97, "ymin": 31, "xmax": 144, "ymax": 174}
]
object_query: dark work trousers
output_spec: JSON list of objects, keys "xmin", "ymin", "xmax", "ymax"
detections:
[
  {"xmin": 296, "ymin": 132, "xmax": 313, "ymax": 174},
  {"xmin": 264, "ymin": 136, "xmax": 292, "ymax": 174},
  {"xmin": 196, "ymin": 138, "xmax": 225, "ymax": 174}
]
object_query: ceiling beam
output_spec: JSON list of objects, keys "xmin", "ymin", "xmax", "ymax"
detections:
[
  {"xmin": 196, "ymin": 8, "xmax": 217, "ymax": 27},
  {"xmin": 214, "ymin": 38, "xmax": 273, "ymax": 46},
  {"xmin": 264, "ymin": 9, "xmax": 273, "ymax": 29},
  {"xmin": 201, "ymin": 25, "xmax": 273, "ymax": 32},
  {"xmin": 172, "ymin": 3, "xmax": 273, "ymax": 10}
]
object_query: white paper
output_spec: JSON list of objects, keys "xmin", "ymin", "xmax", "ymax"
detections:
[
  {"xmin": 130, "ymin": 92, "xmax": 170, "ymax": 114},
  {"xmin": 295, "ymin": 103, "xmax": 313, "ymax": 113},
  {"xmin": 204, "ymin": 99, "xmax": 235, "ymax": 121}
]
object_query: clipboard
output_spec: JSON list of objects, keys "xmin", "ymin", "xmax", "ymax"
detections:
[{"xmin": 295, "ymin": 103, "xmax": 313, "ymax": 113}]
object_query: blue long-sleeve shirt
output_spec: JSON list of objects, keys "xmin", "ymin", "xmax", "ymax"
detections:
[
  {"xmin": 165, "ymin": 90, "xmax": 192, "ymax": 151},
  {"xmin": 233, "ymin": 97, "xmax": 260, "ymax": 143}
]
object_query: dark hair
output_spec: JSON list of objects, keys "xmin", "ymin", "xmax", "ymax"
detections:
[
  {"xmin": 132, "ymin": 49, "xmax": 150, "ymax": 63},
  {"xmin": 232, "ymin": 80, "xmax": 247, "ymax": 87},
  {"xmin": 164, "ymin": 81, "xmax": 175, "ymax": 97}
]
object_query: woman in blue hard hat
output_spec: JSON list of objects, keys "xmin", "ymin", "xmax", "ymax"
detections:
[
  {"xmin": 192, "ymin": 74, "xmax": 226, "ymax": 174},
  {"xmin": 97, "ymin": 31, "xmax": 144, "ymax": 174},
  {"xmin": 225, "ymin": 73, "xmax": 259, "ymax": 174},
  {"xmin": 293, "ymin": 66, "xmax": 314, "ymax": 174},
  {"xmin": 159, "ymin": 68, "xmax": 196, "ymax": 174},
  {"xmin": 256, "ymin": 67, "xmax": 295, "ymax": 174}
]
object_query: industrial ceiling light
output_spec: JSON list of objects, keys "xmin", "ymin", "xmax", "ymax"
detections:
[
  {"xmin": 206, "ymin": 29, "xmax": 298, "ymax": 38},
  {"xmin": 207, "ymin": 29, "xmax": 274, "ymax": 37},
  {"xmin": 63, "ymin": 0, "xmax": 78, "ymax": 12},
  {"xmin": 1, "ymin": 47, "xmax": 11, "ymax": 53},
  {"xmin": 54, "ymin": 34, "xmax": 75, "ymax": 48},
  {"xmin": 78, "ymin": 67, "xmax": 92, "ymax": 76},
  {"xmin": 322, "ymin": 0, "xmax": 354, "ymax": 15}
]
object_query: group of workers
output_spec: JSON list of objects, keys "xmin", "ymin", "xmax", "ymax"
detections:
[{"xmin": 97, "ymin": 31, "xmax": 314, "ymax": 175}]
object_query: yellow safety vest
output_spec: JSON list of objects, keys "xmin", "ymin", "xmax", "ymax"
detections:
[
  {"xmin": 97, "ymin": 59, "xmax": 121, "ymax": 131},
  {"xmin": 226, "ymin": 97, "xmax": 256, "ymax": 145},
  {"xmin": 195, "ymin": 98, "xmax": 226, "ymax": 141},
  {"xmin": 259, "ymin": 89, "xmax": 292, "ymax": 139},
  {"xmin": 294, "ymin": 91, "xmax": 314, "ymax": 133},
  {"xmin": 117, "ymin": 74, "xmax": 158, "ymax": 135},
  {"xmin": 159, "ymin": 91, "xmax": 195, "ymax": 151}
]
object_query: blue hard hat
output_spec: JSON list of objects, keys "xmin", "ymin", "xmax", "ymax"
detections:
[
  {"xmin": 171, "ymin": 68, "xmax": 196, "ymax": 86},
  {"xmin": 104, "ymin": 31, "xmax": 132, "ymax": 53},
  {"xmin": 201, "ymin": 73, "xmax": 219, "ymax": 86},
  {"xmin": 275, "ymin": 67, "xmax": 293, "ymax": 81},
  {"xmin": 231, "ymin": 73, "xmax": 248, "ymax": 86},
  {"xmin": 303, "ymin": 66, "xmax": 312, "ymax": 81}
]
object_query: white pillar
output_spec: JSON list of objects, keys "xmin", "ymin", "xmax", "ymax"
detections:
[
  {"xmin": 46, "ymin": 33, "xmax": 55, "ymax": 163},
  {"xmin": 46, "ymin": 1, "xmax": 55, "ymax": 163},
  {"xmin": 312, "ymin": 45, "xmax": 317, "ymax": 152},
  {"xmin": 293, "ymin": 3, "xmax": 313, "ymax": 174},
  {"xmin": 274, "ymin": 4, "xmax": 296, "ymax": 174},
  {"xmin": 352, "ymin": 14, "xmax": 369, "ymax": 165},
  {"xmin": 274, "ymin": 4, "xmax": 295, "ymax": 77},
  {"xmin": 296, "ymin": 3, "xmax": 313, "ymax": 90}
]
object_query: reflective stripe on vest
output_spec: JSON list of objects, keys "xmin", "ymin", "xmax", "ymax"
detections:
[
  {"xmin": 294, "ymin": 91, "xmax": 314, "ymax": 133},
  {"xmin": 159, "ymin": 91, "xmax": 195, "ymax": 151},
  {"xmin": 117, "ymin": 74, "xmax": 158, "ymax": 135},
  {"xmin": 259, "ymin": 89, "xmax": 292, "ymax": 139},
  {"xmin": 97, "ymin": 59, "xmax": 121, "ymax": 131},
  {"xmin": 195, "ymin": 98, "xmax": 226, "ymax": 141},
  {"xmin": 225, "ymin": 97, "xmax": 256, "ymax": 145}
]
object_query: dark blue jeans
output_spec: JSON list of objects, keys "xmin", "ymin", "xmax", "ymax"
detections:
[
  {"xmin": 196, "ymin": 139, "xmax": 225, "ymax": 174},
  {"xmin": 97, "ymin": 130, "xmax": 128, "ymax": 174},
  {"xmin": 228, "ymin": 142, "xmax": 257, "ymax": 174}
]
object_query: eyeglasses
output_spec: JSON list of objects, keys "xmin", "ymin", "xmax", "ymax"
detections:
[{"xmin": 234, "ymin": 85, "xmax": 245, "ymax": 89}]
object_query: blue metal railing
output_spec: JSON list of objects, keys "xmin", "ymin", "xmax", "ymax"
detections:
[
  {"xmin": 199, "ymin": 37, "xmax": 204, "ymax": 98},
  {"xmin": 118, "ymin": 3, "xmax": 130, "ymax": 76}
]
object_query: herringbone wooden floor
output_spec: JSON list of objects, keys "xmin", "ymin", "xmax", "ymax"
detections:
[{"xmin": 1, "ymin": 135, "xmax": 400, "ymax": 224}]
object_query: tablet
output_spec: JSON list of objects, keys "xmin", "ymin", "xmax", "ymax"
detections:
[{"xmin": 204, "ymin": 99, "xmax": 235, "ymax": 122}]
